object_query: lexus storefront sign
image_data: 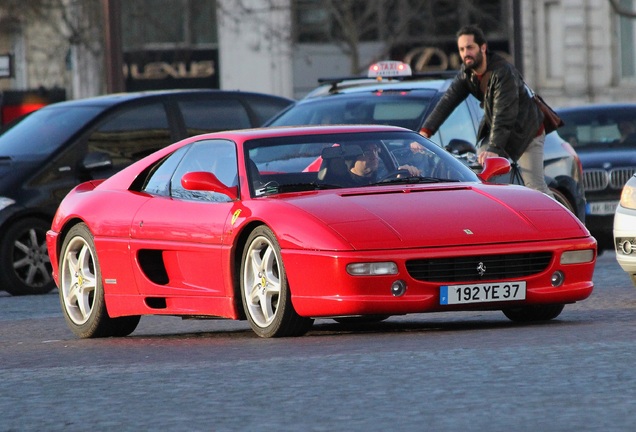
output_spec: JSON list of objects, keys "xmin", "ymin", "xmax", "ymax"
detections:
[{"xmin": 123, "ymin": 49, "xmax": 219, "ymax": 91}]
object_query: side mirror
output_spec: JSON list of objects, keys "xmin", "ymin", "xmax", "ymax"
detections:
[
  {"xmin": 81, "ymin": 151, "xmax": 113, "ymax": 171},
  {"xmin": 478, "ymin": 157, "xmax": 511, "ymax": 182},
  {"xmin": 445, "ymin": 139, "xmax": 476, "ymax": 155},
  {"xmin": 181, "ymin": 171, "xmax": 238, "ymax": 200}
]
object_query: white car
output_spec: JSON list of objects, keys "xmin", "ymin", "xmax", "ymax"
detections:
[{"xmin": 614, "ymin": 173, "xmax": 636, "ymax": 286}]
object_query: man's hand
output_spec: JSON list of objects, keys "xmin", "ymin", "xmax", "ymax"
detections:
[
  {"xmin": 477, "ymin": 150, "xmax": 499, "ymax": 165},
  {"xmin": 398, "ymin": 164, "xmax": 421, "ymax": 176},
  {"xmin": 409, "ymin": 141, "xmax": 425, "ymax": 154},
  {"xmin": 419, "ymin": 129, "xmax": 432, "ymax": 138}
]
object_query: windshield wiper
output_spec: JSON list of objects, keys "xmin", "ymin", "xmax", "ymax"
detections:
[
  {"xmin": 372, "ymin": 176, "xmax": 460, "ymax": 185},
  {"xmin": 256, "ymin": 182, "xmax": 339, "ymax": 196}
]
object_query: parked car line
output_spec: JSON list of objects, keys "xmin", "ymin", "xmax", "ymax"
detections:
[{"xmin": 0, "ymin": 89, "xmax": 294, "ymax": 295}]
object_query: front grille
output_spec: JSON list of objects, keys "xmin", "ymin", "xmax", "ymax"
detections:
[
  {"xmin": 406, "ymin": 252, "xmax": 553, "ymax": 283},
  {"xmin": 610, "ymin": 168, "xmax": 636, "ymax": 189},
  {"xmin": 583, "ymin": 169, "xmax": 609, "ymax": 191},
  {"xmin": 583, "ymin": 167, "xmax": 636, "ymax": 192}
]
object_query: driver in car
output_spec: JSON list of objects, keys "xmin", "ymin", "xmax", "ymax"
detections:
[{"xmin": 349, "ymin": 143, "xmax": 421, "ymax": 185}]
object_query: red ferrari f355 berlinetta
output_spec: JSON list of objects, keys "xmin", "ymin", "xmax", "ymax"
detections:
[{"xmin": 46, "ymin": 125, "xmax": 596, "ymax": 338}]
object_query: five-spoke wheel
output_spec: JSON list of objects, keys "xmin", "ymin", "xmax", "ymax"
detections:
[
  {"xmin": 241, "ymin": 226, "xmax": 313, "ymax": 337},
  {"xmin": 59, "ymin": 223, "xmax": 139, "ymax": 338},
  {"xmin": 0, "ymin": 217, "xmax": 54, "ymax": 295}
]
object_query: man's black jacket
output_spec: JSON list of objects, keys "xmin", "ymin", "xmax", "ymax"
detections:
[{"xmin": 422, "ymin": 52, "xmax": 543, "ymax": 161}]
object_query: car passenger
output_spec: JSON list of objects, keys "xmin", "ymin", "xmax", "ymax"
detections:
[{"xmin": 618, "ymin": 120, "xmax": 636, "ymax": 144}]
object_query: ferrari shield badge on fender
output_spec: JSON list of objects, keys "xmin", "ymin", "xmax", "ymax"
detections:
[{"xmin": 231, "ymin": 209, "xmax": 242, "ymax": 225}]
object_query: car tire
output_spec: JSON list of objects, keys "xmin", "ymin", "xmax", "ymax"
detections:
[
  {"xmin": 240, "ymin": 226, "xmax": 313, "ymax": 337},
  {"xmin": 0, "ymin": 217, "xmax": 55, "ymax": 296},
  {"xmin": 59, "ymin": 223, "xmax": 140, "ymax": 338},
  {"xmin": 550, "ymin": 187, "xmax": 576, "ymax": 214},
  {"xmin": 502, "ymin": 304, "xmax": 565, "ymax": 322}
]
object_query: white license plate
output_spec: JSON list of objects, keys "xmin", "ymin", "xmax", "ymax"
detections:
[
  {"xmin": 587, "ymin": 201, "xmax": 618, "ymax": 216},
  {"xmin": 440, "ymin": 281, "xmax": 526, "ymax": 305}
]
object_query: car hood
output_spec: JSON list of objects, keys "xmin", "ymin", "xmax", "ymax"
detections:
[
  {"xmin": 577, "ymin": 147, "xmax": 636, "ymax": 169},
  {"xmin": 280, "ymin": 183, "xmax": 587, "ymax": 250}
]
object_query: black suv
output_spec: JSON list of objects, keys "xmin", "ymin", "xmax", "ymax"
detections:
[
  {"xmin": 267, "ymin": 62, "xmax": 585, "ymax": 223},
  {"xmin": 556, "ymin": 103, "xmax": 636, "ymax": 251},
  {"xmin": 0, "ymin": 89, "xmax": 293, "ymax": 295}
]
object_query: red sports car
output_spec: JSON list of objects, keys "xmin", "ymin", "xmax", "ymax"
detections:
[{"xmin": 46, "ymin": 125, "xmax": 596, "ymax": 338}]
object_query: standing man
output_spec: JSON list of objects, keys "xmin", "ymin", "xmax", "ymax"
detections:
[{"xmin": 420, "ymin": 25, "xmax": 552, "ymax": 196}]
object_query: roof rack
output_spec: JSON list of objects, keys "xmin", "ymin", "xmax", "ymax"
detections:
[{"xmin": 317, "ymin": 69, "xmax": 458, "ymax": 94}]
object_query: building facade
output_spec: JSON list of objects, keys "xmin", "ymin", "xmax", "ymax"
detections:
[{"xmin": 0, "ymin": 0, "xmax": 635, "ymax": 111}]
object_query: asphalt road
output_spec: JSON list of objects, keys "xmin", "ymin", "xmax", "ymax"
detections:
[{"xmin": 0, "ymin": 251, "xmax": 634, "ymax": 432}]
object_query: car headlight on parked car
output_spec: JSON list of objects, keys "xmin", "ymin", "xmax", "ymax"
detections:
[
  {"xmin": 346, "ymin": 262, "xmax": 398, "ymax": 276},
  {"xmin": 620, "ymin": 175, "xmax": 636, "ymax": 210}
]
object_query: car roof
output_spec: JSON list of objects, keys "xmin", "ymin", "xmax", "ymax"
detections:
[
  {"xmin": 556, "ymin": 103, "xmax": 636, "ymax": 113},
  {"xmin": 304, "ymin": 71, "xmax": 457, "ymax": 99},
  {"xmin": 98, "ymin": 124, "xmax": 419, "ymax": 190},
  {"xmin": 39, "ymin": 89, "xmax": 294, "ymax": 110},
  {"xmin": 266, "ymin": 70, "xmax": 465, "ymax": 132},
  {"xmin": 221, "ymin": 124, "xmax": 413, "ymax": 139}
]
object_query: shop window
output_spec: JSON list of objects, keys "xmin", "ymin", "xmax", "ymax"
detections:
[{"xmin": 122, "ymin": 0, "xmax": 217, "ymax": 49}]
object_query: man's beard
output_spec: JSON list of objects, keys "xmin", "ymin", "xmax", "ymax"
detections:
[{"xmin": 464, "ymin": 51, "xmax": 484, "ymax": 70}]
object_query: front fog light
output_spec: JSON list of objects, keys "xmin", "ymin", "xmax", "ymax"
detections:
[
  {"xmin": 347, "ymin": 262, "xmax": 398, "ymax": 276},
  {"xmin": 560, "ymin": 249, "xmax": 595, "ymax": 265},
  {"xmin": 391, "ymin": 280, "xmax": 407, "ymax": 296},
  {"xmin": 619, "ymin": 239, "xmax": 635, "ymax": 255},
  {"xmin": 551, "ymin": 271, "xmax": 565, "ymax": 287}
]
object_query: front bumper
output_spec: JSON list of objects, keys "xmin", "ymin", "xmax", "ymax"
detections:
[
  {"xmin": 613, "ymin": 204, "xmax": 636, "ymax": 287},
  {"xmin": 283, "ymin": 237, "xmax": 597, "ymax": 317}
]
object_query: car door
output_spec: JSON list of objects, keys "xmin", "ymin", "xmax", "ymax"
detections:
[
  {"xmin": 130, "ymin": 139, "xmax": 239, "ymax": 297},
  {"xmin": 80, "ymin": 101, "xmax": 177, "ymax": 180}
]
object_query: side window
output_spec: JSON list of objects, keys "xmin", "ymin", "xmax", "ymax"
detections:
[
  {"xmin": 431, "ymin": 101, "xmax": 477, "ymax": 147},
  {"xmin": 178, "ymin": 99, "xmax": 252, "ymax": 136},
  {"xmin": 86, "ymin": 103, "xmax": 172, "ymax": 174},
  {"xmin": 142, "ymin": 146, "xmax": 190, "ymax": 196},
  {"xmin": 170, "ymin": 139, "xmax": 238, "ymax": 202},
  {"xmin": 371, "ymin": 101, "xmax": 428, "ymax": 130},
  {"xmin": 240, "ymin": 95, "xmax": 292, "ymax": 125}
]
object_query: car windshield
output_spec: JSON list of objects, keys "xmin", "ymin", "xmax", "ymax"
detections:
[
  {"xmin": 267, "ymin": 94, "xmax": 434, "ymax": 130},
  {"xmin": 245, "ymin": 130, "xmax": 478, "ymax": 197},
  {"xmin": 0, "ymin": 105, "xmax": 103, "ymax": 156},
  {"xmin": 557, "ymin": 109, "xmax": 636, "ymax": 149}
]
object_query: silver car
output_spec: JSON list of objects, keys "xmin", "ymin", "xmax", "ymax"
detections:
[{"xmin": 267, "ymin": 62, "xmax": 586, "ymax": 222}]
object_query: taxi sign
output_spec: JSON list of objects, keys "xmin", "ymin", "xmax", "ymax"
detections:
[{"xmin": 367, "ymin": 61, "xmax": 412, "ymax": 78}]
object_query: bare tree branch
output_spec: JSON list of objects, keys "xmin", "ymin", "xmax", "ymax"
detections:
[{"xmin": 0, "ymin": 0, "xmax": 102, "ymax": 52}]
